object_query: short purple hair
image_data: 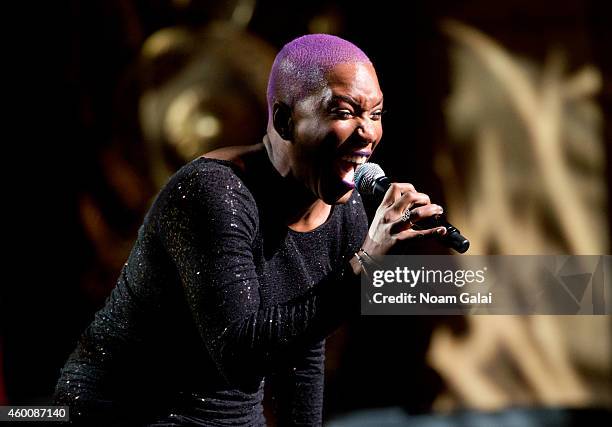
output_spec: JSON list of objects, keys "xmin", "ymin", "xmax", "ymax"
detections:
[{"xmin": 266, "ymin": 34, "xmax": 371, "ymax": 122}]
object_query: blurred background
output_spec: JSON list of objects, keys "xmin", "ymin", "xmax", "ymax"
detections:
[{"xmin": 3, "ymin": 0, "xmax": 611, "ymax": 425}]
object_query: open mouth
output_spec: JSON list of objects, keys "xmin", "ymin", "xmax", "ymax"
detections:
[{"xmin": 334, "ymin": 151, "xmax": 370, "ymax": 189}]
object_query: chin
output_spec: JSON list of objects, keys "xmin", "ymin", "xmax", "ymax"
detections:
[{"xmin": 317, "ymin": 174, "xmax": 355, "ymax": 204}]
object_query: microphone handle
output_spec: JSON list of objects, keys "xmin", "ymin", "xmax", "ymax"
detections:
[{"xmin": 371, "ymin": 177, "xmax": 470, "ymax": 253}]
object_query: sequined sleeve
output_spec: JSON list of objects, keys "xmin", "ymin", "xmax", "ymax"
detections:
[
  {"xmin": 268, "ymin": 339, "xmax": 325, "ymax": 426},
  {"xmin": 155, "ymin": 161, "xmax": 359, "ymax": 390}
]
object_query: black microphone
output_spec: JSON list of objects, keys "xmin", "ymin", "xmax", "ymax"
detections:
[{"xmin": 355, "ymin": 163, "xmax": 470, "ymax": 253}]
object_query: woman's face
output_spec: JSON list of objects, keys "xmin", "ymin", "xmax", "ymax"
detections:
[{"xmin": 289, "ymin": 62, "xmax": 384, "ymax": 204}]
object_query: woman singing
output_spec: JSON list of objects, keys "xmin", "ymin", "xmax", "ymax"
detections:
[{"xmin": 54, "ymin": 34, "xmax": 445, "ymax": 426}]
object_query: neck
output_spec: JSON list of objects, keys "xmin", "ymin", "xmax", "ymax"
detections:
[
  {"xmin": 262, "ymin": 134, "xmax": 332, "ymax": 232},
  {"xmin": 262, "ymin": 133, "xmax": 290, "ymax": 177},
  {"xmin": 286, "ymin": 198, "xmax": 331, "ymax": 232}
]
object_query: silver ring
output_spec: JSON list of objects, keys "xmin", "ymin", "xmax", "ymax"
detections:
[{"xmin": 400, "ymin": 208, "xmax": 412, "ymax": 223}]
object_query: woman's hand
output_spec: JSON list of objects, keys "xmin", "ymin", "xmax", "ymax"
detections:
[{"xmin": 361, "ymin": 182, "xmax": 446, "ymax": 257}]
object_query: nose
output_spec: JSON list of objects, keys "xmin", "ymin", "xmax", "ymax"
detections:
[{"xmin": 356, "ymin": 117, "xmax": 378, "ymax": 145}]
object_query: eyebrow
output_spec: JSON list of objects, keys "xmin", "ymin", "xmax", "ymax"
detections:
[{"xmin": 331, "ymin": 94, "xmax": 384, "ymax": 109}]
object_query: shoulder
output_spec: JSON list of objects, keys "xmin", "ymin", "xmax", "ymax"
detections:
[
  {"xmin": 168, "ymin": 157, "xmax": 254, "ymax": 203},
  {"xmin": 202, "ymin": 144, "xmax": 261, "ymax": 170},
  {"xmin": 165, "ymin": 143, "xmax": 265, "ymax": 200},
  {"xmin": 150, "ymin": 157, "xmax": 259, "ymax": 231}
]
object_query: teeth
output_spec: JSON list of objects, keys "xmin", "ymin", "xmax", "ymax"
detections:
[{"xmin": 340, "ymin": 155, "xmax": 367, "ymax": 165}]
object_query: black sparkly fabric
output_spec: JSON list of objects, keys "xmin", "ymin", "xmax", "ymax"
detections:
[{"xmin": 54, "ymin": 150, "xmax": 368, "ymax": 426}]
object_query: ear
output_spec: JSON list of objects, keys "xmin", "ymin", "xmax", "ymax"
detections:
[{"xmin": 272, "ymin": 102, "xmax": 294, "ymax": 141}]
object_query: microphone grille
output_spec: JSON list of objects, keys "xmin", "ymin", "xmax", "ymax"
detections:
[{"xmin": 355, "ymin": 162, "xmax": 385, "ymax": 195}]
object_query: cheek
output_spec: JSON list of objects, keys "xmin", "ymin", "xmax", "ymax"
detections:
[
  {"xmin": 331, "ymin": 122, "xmax": 357, "ymax": 142},
  {"xmin": 374, "ymin": 126, "xmax": 383, "ymax": 146},
  {"xmin": 295, "ymin": 118, "xmax": 325, "ymax": 147}
]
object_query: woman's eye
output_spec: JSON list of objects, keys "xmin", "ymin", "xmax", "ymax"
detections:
[
  {"xmin": 371, "ymin": 110, "xmax": 384, "ymax": 121},
  {"xmin": 333, "ymin": 109, "xmax": 353, "ymax": 119}
]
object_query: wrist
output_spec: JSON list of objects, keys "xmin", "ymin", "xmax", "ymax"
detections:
[
  {"xmin": 349, "ymin": 255, "xmax": 363, "ymax": 275},
  {"xmin": 361, "ymin": 234, "xmax": 389, "ymax": 258},
  {"xmin": 351, "ymin": 248, "xmax": 381, "ymax": 277}
]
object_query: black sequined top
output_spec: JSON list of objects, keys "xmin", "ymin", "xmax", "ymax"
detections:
[{"xmin": 54, "ymin": 149, "xmax": 368, "ymax": 426}]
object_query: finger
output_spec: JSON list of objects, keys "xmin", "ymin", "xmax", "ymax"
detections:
[
  {"xmin": 381, "ymin": 182, "xmax": 416, "ymax": 207},
  {"xmin": 390, "ymin": 191, "xmax": 430, "ymax": 215},
  {"xmin": 404, "ymin": 204, "xmax": 443, "ymax": 224},
  {"xmin": 389, "ymin": 204, "xmax": 443, "ymax": 234},
  {"xmin": 394, "ymin": 226, "xmax": 447, "ymax": 241}
]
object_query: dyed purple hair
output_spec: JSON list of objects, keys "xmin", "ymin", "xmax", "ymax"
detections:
[{"xmin": 266, "ymin": 34, "xmax": 371, "ymax": 122}]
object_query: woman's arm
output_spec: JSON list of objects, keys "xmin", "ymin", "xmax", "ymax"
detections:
[
  {"xmin": 268, "ymin": 339, "xmax": 326, "ymax": 426},
  {"xmin": 154, "ymin": 162, "xmax": 359, "ymax": 390}
]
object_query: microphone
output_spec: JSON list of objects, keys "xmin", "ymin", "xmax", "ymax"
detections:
[{"xmin": 355, "ymin": 163, "xmax": 470, "ymax": 253}]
